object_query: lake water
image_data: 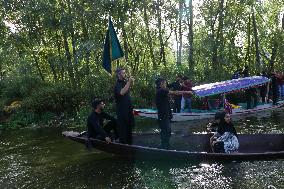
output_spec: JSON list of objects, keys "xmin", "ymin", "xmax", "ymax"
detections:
[{"xmin": 1, "ymin": 110, "xmax": 284, "ymax": 188}]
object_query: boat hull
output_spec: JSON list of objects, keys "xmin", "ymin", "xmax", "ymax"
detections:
[
  {"xmin": 134, "ymin": 100, "xmax": 284, "ymax": 122},
  {"xmin": 63, "ymin": 131, "xmax": 284, "ymax": 162}
]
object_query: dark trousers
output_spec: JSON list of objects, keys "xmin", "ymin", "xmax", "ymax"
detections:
[
  {"xmin": 104, "ymin": 120, "xmax": 118, "ymax": 140},
  {"xmin": 261, "ymin": 96, "xmax": 265, "ymax": 103},
  {"xmin": 260, "ymin": 86, "xmax": 267, "ymax": 103},
  {"xmin": 158, "ymin": 118, "xmax": 171, "ymax": 149},
  {"xmin": 89, "ymin": 120, "xmax": 118, "ymax": 141},
  {"xmin": 252, "ymin": 93, "xmax": 258, "ymax": 107},
  {"xmin": 117, "ymin": 116, "xmax": 134, "ymax": 145},
  {"xmin": 272, "ymin": 90, "xmax": 278, "ymax": 105},
  {"xmin": 246, "ymin": 92, "xmax": 257, "ymax": 109},
  {"xmin": 173, "ymin": 96, "xmax": 181, "ymax": 113},
  {"xmin": 246, "ymin": 92, "xmax": 252, "ymax": 109}
]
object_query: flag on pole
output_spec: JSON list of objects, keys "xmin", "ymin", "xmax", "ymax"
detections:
[{"xmin": 102, "ymin": 17, "xmax": 124, "ymax": 74}]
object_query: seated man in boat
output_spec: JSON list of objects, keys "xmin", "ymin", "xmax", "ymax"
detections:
[
  {"xmin": 208, "ymin": 111, "xmax": 224, "ymax": 147},
  {"xmin": 87, "ymin": 99, "xmax": 118, "ymax": 143},
  {"xmin": 155, "ymin": 78, "xmax": 192, "ymax": 149},
  {"xmin": 209, "ymin": 111, "xmax": 239, "ymax": 153}
]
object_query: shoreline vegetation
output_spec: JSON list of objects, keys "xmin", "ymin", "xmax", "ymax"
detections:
[{"xmin": 1, "ymin": 1, "xmax": 283, "ymax": 130}]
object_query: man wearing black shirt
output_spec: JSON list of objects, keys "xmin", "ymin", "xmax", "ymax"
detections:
[
  {"xmin": 87, "ymin": 99, "xmax": 117, "ymax": 143},
  {"xmin": 271, "ymin": 73, "xmax": 279, "ymax": 105},
  {"xmin": 155, "ymin": 78, "xmax": 192, "ymax": 149},
  {"xmin": 168, "ymin": 75, "xmax": 183, "ymax": 113},
  {"xmin": 114, "ymin": 68, "xmax": 135, "ymax": 145},
  {"xmin": 242, "ymin": 66, "xmax": 249, "ymax": 77}
]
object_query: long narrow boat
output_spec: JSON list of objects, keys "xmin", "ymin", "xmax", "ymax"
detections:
[
  {"xmin": 63, "ymin": 131, "xmax": 284, "ymax": 161},
  {"xmin": 134, "ymin": 76, "xmax": 284, "ymax": 122}
]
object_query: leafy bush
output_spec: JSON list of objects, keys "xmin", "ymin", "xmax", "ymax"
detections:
[
  {"xmin": 22, "ymin": 83, "xmax": 83, "ymax": 115},
  {"xmin": 2, "ymin": 76, "xmax": 45, "ymax": 101},
  {"xmin": 1, "ymin": 110, "xmax": 36, "ymax": 129},
  {"xmin": 81, "ymin": 74, "xmax": 116, "ymax": 103}
]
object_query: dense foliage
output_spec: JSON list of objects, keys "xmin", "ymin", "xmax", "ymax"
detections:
[{"xmin": 0, "ymin": 0, "xmax": 283, "ymax": 128}]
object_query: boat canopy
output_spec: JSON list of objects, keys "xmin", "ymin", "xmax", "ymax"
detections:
[{"xmin": 192, "ymin": 76, "xmax": 270, "ymax": 97}]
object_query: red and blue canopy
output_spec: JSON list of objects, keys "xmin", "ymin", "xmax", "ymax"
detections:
[{"xmin": 192, "ymin": 76, "xmax": 270, "ymax": 97}]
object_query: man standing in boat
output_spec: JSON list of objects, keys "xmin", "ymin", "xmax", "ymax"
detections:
[
  {"xmin": 114, "ymin": 67, "xmax": 135, "ymax": 145},
  {"xmin": 155, "ymin": 78, "xmax": 192, "ymax": 149},
  {"xmin": 87, "ymin": 99, "xmax": 118, "ymax": 143},
  {"xmin": 168, "ymin": 75, "xmax": 183, "ymax": 113}
]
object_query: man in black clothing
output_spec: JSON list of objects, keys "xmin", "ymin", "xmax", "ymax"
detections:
[
  {"xmin": 245, "ymin": 87, "xmax": 258, "ymax": 109},
  {"xmin": 87, "ymin": 99, "xmax": 117, "ymax": 143},
  {"xmin": 208, "ymin": 111, "xmax": 224, "ymax": 148},
  {"xmin": 259, "ymin": 84, "xmax": 268, "ymax": 103},
  {"xmin": 168, "ymin": 75, "xmax": 183, "ymax": 113},
  {"xmin": 259, "ymin": 71, "xmax": 268, "ymax": 103},
  {"xmin": 114, "ymin": 68, "xmax": 135, "ymax": 145},
  {"xmin": 271, "ymin": 73, "xmax": 279, "ymax": 105},
  {"xmin": 242, "ymin": 66, "xmax": 249, "ymax": 77},
  {"xmin": 232, "ymin": 69, "xmax": 241, "ymax": 79},
  {"xmin": 155, "ymin": 78, "xmax": 192, "ymax": 149}
]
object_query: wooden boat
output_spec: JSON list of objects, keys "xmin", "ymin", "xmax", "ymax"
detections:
[
  {"xmin": 62, "ymin": 131, "xmax": 284, "ymax": 161},
  {"xmin": 134, "ymin": 76, "xmax": 284, "ymax": 122}
]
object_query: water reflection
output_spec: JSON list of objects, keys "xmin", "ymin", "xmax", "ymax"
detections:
[{"xmin": 0, "ymin": 110, "xmax": 284, "ymax": 188}]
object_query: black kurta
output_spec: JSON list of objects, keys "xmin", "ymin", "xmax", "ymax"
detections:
[
  {"xmin": 155, "ymin": 88, "xmax": 172, "ymax": 149},
  {"xmin": 114, "ymin": 79, "xmax": 135, "ymax": 144},
  {"xmin": 87, "ymin": 111, "xmax": 113, "ymax": 139},
  {"xmin": 155, "ymin": 88, "xmax": 172, "ymax": 120}
]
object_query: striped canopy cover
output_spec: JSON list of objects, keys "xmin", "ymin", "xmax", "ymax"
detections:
[{"xmin": 192, "ymin": 76, "xmax": 270, "ymax": 97}]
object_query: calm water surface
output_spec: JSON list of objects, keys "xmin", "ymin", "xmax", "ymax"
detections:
[{"xmin": 1, "ymin": 110, "xmax": 284, "ymax": 188}]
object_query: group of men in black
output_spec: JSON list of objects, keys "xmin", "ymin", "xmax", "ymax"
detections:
[
  {"xmin": 232, "ymin": 66, "xmax": 281, "ymax": 109},
  {"xmin": 86, "ymin": 67, "xmax": 192, "ymax": 149}
]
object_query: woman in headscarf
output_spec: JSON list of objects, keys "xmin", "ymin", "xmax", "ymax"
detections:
[{"xmin": 210, "ymin": 111, "xmax": 239, "ymax": 153}]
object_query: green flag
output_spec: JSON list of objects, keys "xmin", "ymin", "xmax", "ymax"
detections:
[{"xmin": 102, "ymin": 17, "xmax": 124, "ymax": 74}]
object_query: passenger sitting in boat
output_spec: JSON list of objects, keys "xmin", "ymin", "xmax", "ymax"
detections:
[
  {"xmin": 87, "ymin": 99, "xmax": 118, "ymax": 143},
  {"xmin": 208, "ymin": 111, "xmax": 224, "ymax": 147},
  {"xmin": 224, "ymin": 99, "xmax": 233, "ymax": 114},
  {"xmin": 210, "ymin": 111, "xmax": 239, "ymax": 153}
]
